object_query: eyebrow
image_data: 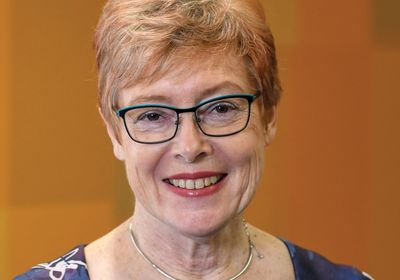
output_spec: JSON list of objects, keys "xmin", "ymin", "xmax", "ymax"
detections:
[{"xmin": 125, "ymin": 81, "xmax": 245, "ymax": 106}]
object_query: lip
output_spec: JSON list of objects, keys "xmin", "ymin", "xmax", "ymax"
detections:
[{"xmin": 164, "ymin": 172, "xmax": 227, "ymax": 198}]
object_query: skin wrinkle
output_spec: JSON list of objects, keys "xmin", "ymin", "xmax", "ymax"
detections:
[
  {"xmin": 131, "ymin": 210, "xmax": 250, "ymax": 279},
  {"xmin": 231, "ymin": 121, "xmax": 265, "ymax": 217}
]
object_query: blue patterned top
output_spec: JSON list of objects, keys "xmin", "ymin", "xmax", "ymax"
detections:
[{"xmin": 14, "ymin": 240, "xmax": 373, "ymax": 280}]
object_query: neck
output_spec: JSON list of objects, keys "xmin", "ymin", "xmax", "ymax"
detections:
[{"xmin": 129, "ymin": 206, "xmax": 251, "ymax": 279}]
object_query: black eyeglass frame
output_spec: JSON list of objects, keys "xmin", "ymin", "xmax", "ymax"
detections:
[{"xmin": 115, "ymin": 92, "xmax": 261, "ymax": 144}]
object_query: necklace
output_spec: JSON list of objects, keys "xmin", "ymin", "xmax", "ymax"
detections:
[{"xmin": 128, "ymin": 220, "xmax": 255, "ymax": 280}]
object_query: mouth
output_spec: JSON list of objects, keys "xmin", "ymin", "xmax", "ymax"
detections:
[{"xmin": 164, "ymin": 174, "xmax": 226, "ymax": 190}]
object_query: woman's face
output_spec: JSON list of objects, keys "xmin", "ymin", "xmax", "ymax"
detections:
[{"xmin": 108, "ymin": 54, "xmax": 274, "ymax": 236}]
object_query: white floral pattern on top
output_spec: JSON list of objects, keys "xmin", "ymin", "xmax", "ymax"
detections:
[{"xmin": 32, "ymin": 248, "xmax": 87, "ymax": 280}]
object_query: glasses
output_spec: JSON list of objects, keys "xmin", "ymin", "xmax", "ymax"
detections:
[{"xmin": 115, "ymin": 93, "xmax": 260, "ymax": 144}]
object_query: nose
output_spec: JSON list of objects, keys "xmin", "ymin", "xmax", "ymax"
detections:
[{"xmin": 171, "ymin": 113, "xmax": 213, "ymax": 163}]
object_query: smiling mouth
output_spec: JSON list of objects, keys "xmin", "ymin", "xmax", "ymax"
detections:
[{"xmin": 164, "ymin": 174, "xmax": 226, "ymax": 190}]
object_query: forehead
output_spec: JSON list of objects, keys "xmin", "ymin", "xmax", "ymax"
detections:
[{"xmin": 117, "ymin": 53, "xmax": 255, "ymax": 107}]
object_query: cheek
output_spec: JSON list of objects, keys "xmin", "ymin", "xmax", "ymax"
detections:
[
  {"xmin": 216, "ymin": 125, "xmax": 264, "ymax": 214},
  {"xmin": 240, "ymin": 140, "xmax": 264, "ymax": 190},
  {"xmin": 122, "ymin": 149, "xmax": 143, "ymax": 195},
  {"xmin": 224, "ymin": 120, "xmax": 265, "ymax": 189},
  {"xmin": 247, "ymin": 122, "xmax": 266, "ymax": 187},
  {"xmin": 121, "ymin": 141, "xmax": 164, "ymax": 195}
]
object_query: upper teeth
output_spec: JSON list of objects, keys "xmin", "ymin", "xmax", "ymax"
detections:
[{"xmin": 168, "ymin": 175, "xmax": 222, "ymax": 189}]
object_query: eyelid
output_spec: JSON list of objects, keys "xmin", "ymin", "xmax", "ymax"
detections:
[
  {"xmin": 195, "ymin": 93, "xmax": 249, "ymax": 107},
  {"xmin": 205, "ymin": 100, "xmax": 236, "ymax": 109}
]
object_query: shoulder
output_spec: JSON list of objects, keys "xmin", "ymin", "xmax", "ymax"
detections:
[
  {"xmin": 83, "ymin": 219, "xmax": 135, "ymax": 278},
  {"xmin": 14, "ymin": 245, "xmax": 90, "ymax": 280},
  {"xmin": 247, "ymin": 225, "xmax": 296, "ymax": 279},
  {"xmin": 281, "ymin": 239, "xmax": 374, "ymax": 280}
]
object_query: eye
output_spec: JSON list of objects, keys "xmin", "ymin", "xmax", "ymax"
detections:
[
  {"xmin": 209, "ymin": 102, "xmax": 237, "ymax": 114},
  {"xmin": 130, "ymin": 108, "xmax": 176, "ymax": 128},
  {"xmin": 213, "ymin": 103, "xmax": 233, "ymax": 113},
  {"xmin": 138, "ymin": 112, "xmax": 161, "ymax": 122}
]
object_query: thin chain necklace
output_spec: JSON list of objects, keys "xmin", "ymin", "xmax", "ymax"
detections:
[{"xmin": 128, "ymin": 220, "xmax": 256, "ymax": 280}]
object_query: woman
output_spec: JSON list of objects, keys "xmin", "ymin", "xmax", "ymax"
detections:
[{"xmin": 16, "ymin": 0, "xmax": 373, "ymax": 279}]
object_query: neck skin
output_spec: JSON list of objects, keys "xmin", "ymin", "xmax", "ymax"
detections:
[{"xmin": 130, "ymin": 203, "xmax": 250, "ymax": 280}]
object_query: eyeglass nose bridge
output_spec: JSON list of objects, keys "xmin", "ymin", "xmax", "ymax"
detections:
[{"xmin": 173, "ymin": 108, "xmax": 203, "ymax": 130}]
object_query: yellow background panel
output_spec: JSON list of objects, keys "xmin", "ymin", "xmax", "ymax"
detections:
[
  {"xmin": 0, "ymin": 0, "xmax": 11, "ymax": 277},
  {"xmin": 297, "ymin": 0, "xmax": 371, "ymax": 47},
  {"xmin": 0, "ymin": 0, "xmax": 10, "ymax": 206},
  {"xmin": 260, "ymin": 0, "xmax": 298, "ymax": 46},
  {"xmin": 368, "ymin": 48, "xmax": 400, "ymax": 280},
  {"xmin": 9, "ymin": 0, "xmax": 111, "ymax": 205},
  {"xmin": 0, "ymin": 210, "xmax": 9, "ymax": 280}
]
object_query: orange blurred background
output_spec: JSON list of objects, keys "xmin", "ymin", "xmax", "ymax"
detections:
[{"xmin": 1, "ymin": 0, "xmax": 399, "ymax": 279}]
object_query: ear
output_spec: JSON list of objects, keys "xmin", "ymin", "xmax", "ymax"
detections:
[
  {"xmin": 264, "ymin": 106, "xmax": 277, "ymax": 146},
  {"xmin": 98, "ymin": 107, "xmax": 125, "ymax": 161}
]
